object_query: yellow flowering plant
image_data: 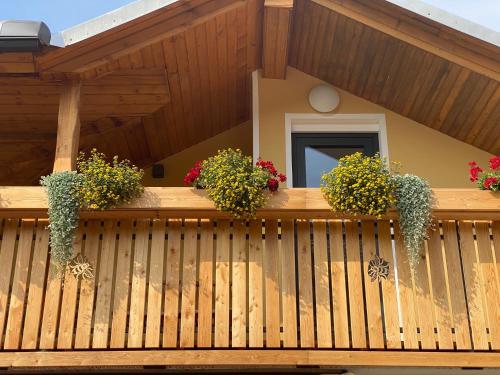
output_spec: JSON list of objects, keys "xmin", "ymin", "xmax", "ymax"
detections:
[
  {"xmin": 194, "ymin": 149, "xmax": 276, "ymax": 218},
  {"xmin": 77, "ymin": 149, "xmax": 144, "ymax": 210},
  {"xmin": 321, "ymin": 152, "xmax": 396, "ymax": 217}
]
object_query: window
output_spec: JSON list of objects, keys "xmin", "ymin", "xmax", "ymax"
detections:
[{"xmin": 292, "ymin": 133, "xmax": 380, "ymax": 187}]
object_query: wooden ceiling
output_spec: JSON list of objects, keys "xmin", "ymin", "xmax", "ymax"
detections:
[
  {"xmin": 0, "ymin": 0, "xmax": 498, "ymax": 185},
  {"xmin": 289, "ymin": 0, "xmax": 500, "ymax": 154}
]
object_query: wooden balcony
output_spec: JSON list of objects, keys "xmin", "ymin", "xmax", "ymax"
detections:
[{"xmin": 0, "ymin": 187, "xmax": 499, "ymax": 370}]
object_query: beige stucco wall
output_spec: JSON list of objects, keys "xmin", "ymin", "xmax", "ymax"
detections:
[
  {"xmin": 258, "ymin": 67, "xmax": 494, "ymax": 188},
  {"xmin": 143, "ymin": 121, "xmax": 252, "ymax": 186}
]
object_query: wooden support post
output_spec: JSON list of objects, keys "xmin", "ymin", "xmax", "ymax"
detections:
[
  {"xmin": 53, "ymin": 77, "xmax": 82, "ymax": 172},
  {"xmin": 262, "ymin": 0, "xmax": 294, "ymax": 79}
]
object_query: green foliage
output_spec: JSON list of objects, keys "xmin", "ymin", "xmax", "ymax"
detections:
[
  {"xmin": 40, "ymin": 171, "xmax": 82, "ymax": 269},
  {"xmin": 393, "ymin": 174, "xmax": 434, "ymax": 270},
  {"xmin": 321, "ymin": 152, "xmax": 396, "ymax": 217},
  {"xmin": 198, "ymin": 148, "xmax": 269, "ymax": 218},
  {"xmin": 77, "ymin": 149, "xmax": 144, "ymax": 210}
]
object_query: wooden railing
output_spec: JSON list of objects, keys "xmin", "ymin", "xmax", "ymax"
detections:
[{"xmin": 0, "ymin": 187, "xmax": 499, "ymax": 369}]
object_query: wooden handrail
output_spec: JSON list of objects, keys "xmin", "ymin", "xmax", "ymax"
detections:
[{"xmin": 0, "ymin": 187, "xmax": 498, "ymax": 219}]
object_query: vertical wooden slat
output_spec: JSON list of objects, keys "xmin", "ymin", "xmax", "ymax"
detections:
[
  {"xmin": 197, "ymin": 220, "xmax": 214, "ymax": 347},
  {"xmin": 329, "ymin": 220, "xmax": 349, "ymax": 348},
  {"xmin": 231, "ymin": 220, "xmax": 247, "ymax": 348},
  {"xmin": 312, "ymin": 220, "xmax": 332, "ymax": 348},
  {"xmin": 458, "ymin": 221, "xmax": 489, "ymax": 350},
  {"xmin": 4, "ymin": 220, "xmax": 34, "ymax": 349},
  {"xmin": 39, "ymin": 266, "xmax": 63, "ymax": 350},
  {"xmin": 281, "ymin": 219, "xmax": 297, "ymax": 347},
  {"xmin": 74, "ymin": 220, "xmax": 101, "ymax": 349},
  {"xmin": 426, "ymin": 223, "xmax": 454, "ymax": 350},
  {"xmin": 361, "ymin": 220, "xmax": 384, "ymax": 349},
  {"xmin": 21, "ymin": 220, "xmax": 50, "ymax": 349},
  {"xmin": 378, "ymin": 220, "xmax": 401, "ymax": 349},
  {"xmin": 492, "ymin": 222, "xmax": 500, "ymax": 294},
  {"xmin": 297, "ymin": 219, "xmax": 314, "ymax": 348},
  {"xmin": 163, "ymin": 219, "xmax": 181, "ymax": 348},
  {"xmin": 264, "ymin": 219, "xmax": 280, "ymax": 347},
  {"xmin": 0, "ymin": 220, "xmax": 18, "ymax": 346},
  {"xmin": 180, "ymin": 220, "xmax": 198, "ymax": 348},
  {"xmin": 145, "ymin": 219, "xmax": 166, "ymax": 348},
  {"xmin": 110, "ymin": 220, "xmax": 133, "ymax": 348},
  {"xmin": 57, "ymin": 226, "xmax": 84, "ymax": 349},
  {"xmin": 345, "ymin": 220, "xmax": 367, "ymax": 348},
  {"xmin": 127, "ymin": 219, "xmax": 150, "ymax": 348},
  {"xmin": 394, "ymin": 222, "xmax": 419, "ymax": 349},
  {"xmin": 442, "ymin": 221, "xmax": 472, "ymax": 350},
  {"xmin": 248, "ymin": 220, "xmax": 264, "ymax": 347},
  {"xmin": 475, "ymin": 222, "xmax": 500, "ymax": 349},
  {"xmin": 214, "ymin": 220, "xmax": 230, "ymax": 347}
]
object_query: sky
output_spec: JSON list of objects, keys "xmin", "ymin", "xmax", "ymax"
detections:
[{"xmin": 1, "ymin": 0, "xmax": 499, "ymax": 37}]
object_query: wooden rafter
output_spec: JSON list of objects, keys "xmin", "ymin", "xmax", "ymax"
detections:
[
  {"xmin": 53, "ymin": 78, "xmax": 82, "ymax": 172},
  {"xmin": 262, "ymin": 0, "xmax": 294, "ymax": 79}
]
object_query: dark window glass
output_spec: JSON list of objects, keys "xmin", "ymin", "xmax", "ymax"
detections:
[{"xmin": 292, "ymin": 133, "xmax": 380, "ymax": 187}]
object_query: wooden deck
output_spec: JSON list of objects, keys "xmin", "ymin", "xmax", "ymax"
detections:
[{"xmin": 0, "ymin": 187, "xmax": 499, "ymax": 369}]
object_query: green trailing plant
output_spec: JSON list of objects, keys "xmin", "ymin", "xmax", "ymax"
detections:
[
  {"xmin": 321, "ymin": 152, "xmax": 396, "ymax": 218},
  {"xmin": 40, "ymin": 171, "xmax": 82, "ymax": 270},
  {"xmin": 77, "ymin": 149, "xmax": 144, "ymax": 210},
  {"xmin": 392, "ymin": 174, "xmax": 434, "ymax": 270}
]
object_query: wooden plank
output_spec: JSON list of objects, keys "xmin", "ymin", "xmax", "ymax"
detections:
[
  {"xmin": 248, "ymin": 220, "xmax": 264, "ymax": 347},
  {"xmin": 475, "ymin": 221, "xmax": 500, "ymax": 349},
  {"xmin": 145, "ymin": 219, "xmax": 166, "ymax": 348},
  {"xmin": 262, "ymin": 5, "xmax": 292, "ymax": 79},
  {"xmin": 163, "ymin": 219, "xmax": 181, "ymax": 348},
  {"xmin": 53, "ymin": 78, "xmax": 82, "ymax": 172},
  {"xmin": 426, "ymin": 223, "xmax": 454, "ymax": 350},
  {"xmin": 127, "ymin": 219, "xmax": 150, "ymax": 348},
  {"xmin": 214, "ymin": 220, "xmax": 230, "ymax": 347},
  {"xmin": 297, "ymin": 219, "xmax": 314, "ymax": 348},
  {"xmin": 281, "ymin": 219, "xmax": 297, "ymax": 347},
  {"xmin": 21, "ymin": 220, "xmax": 50, "ymax": 349},
  {"xmin": 442, "ymin": 221, "xmax": 472, "ymax": 350},
  {"xmin": 73, "ymin": 220, "xmax": 101, "ymax": 349},
  {"xmin": 179, "ymin": 220, "xmax": 198, "ymax": 348},
  {"xmin": 0, "ymin": 220, "xmax": 19, "ymax": 347},
  {"xmin": 197, "ymin": 220, "xmax": 214, "ymax": 347},
  {"xmin": 360, "ymin": 220, "xmax": 384, "ymax": 349},
  {"xmin": 231, "ymin": 220, "xmax": 247, "ymax": 347},
  {"xmin": 377, "ymin": 220, "xmax": 401, "ymax": 349},
  {"xmin": 0, "ymin": 350, "xmax": 500, "ymax": 368},
  {"xmin": 264, "ymin": 219, "xmax": 280, "ymax": 347},
  {"xmin": 394, "ymin": 222, "xmax": 419, "ymax": 349},
  {"xmin": 458, "ymin": 221, "xmax": 489, "ymax": 350},
  {"xmin": 312, "ymin": 220, "xmax": 332, "ymax": 348},
  {"xmin": 4, "ymin": 220, "xmax": 34, "ymax": 349},
  {"xmin": 493, "ymin": 222, "xmax": 500, "ymax": 295},
  {"xmin": 92, "ymin": 220, "xmax": 117, "ymax": 348},
  {"xmin": 110, "ymin": 220, "xmax": 133, "ymax": 348},
  {"xmin": 57, "ymin": 226, "xmax": 84, "ymax": 349},
  {"xmin": 329, "ymin": 220, "xmax": 349, "ymax": 348},
  {"xmin": 345, "ymin": 220, "xmax": 367, "ymax": 348}
]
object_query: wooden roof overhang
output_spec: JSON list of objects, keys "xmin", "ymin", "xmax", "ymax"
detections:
[{"xmin": 0, "ymin": 0, "xmax": 498, "ymax": 184}]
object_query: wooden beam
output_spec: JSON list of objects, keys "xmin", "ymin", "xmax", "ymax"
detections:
[
  {"xmin": 0, "ymin": 187, "xmax": 498, "ymax": 220},
  {"xmin": 53, "ymin": 78, "xmax": 82, "ymax": 172},
  {"xmin": 312, "ymin": 0, "xmax": 500, "ymax": 82},
  {"xmin": 0, "ymin": 350, "xmax": 499, "ymax": 368},
  {"xmin": 262, "ymin": 0, "xmax": 294, "ymax": 79}
]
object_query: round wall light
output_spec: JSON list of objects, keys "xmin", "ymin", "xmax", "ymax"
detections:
[{"xmin": 308, "ymin": 84, "xmax": 340, "ymax": 112}]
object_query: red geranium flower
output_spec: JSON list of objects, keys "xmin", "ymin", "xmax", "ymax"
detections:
[
  {"xmin": 483, "ymin": 176, "xmax": 498, "ymax": 190},
  {"xmin": 256, "ymin": 158, "xmax": 277, "ymax": 176},
  {"xmin": 278, "ymin": 173, "xmax": 287, "ymax": 183},
  {"xmin": 267, "ymin": 178, "xmax": 279, "ymax": 192},
  {"xmin": 489, "ymin": 156, "xmax": 500, "ymax": 170},
  {"xmin": 184, "ymin": 160, "xmax": 203, "ymax": 186},
  {"xmin": 468, "ymin": 161, "xmax": 483, "ymax": 182}
]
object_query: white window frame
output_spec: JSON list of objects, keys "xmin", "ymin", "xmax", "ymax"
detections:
[{"xmin": 285, "ymin": 113, "xmax": 389, "ymax": 188}]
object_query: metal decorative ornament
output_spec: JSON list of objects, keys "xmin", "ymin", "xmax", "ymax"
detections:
[
  {"xmin": 69, "ymin": 253, "xmax": 94, "ymax": 280},
  {"xmin": 368, "ymin": 254, "xmax": 389, "ymax": 282}
]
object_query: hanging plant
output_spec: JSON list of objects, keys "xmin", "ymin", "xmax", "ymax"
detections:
[
  {"xmin": 184, "ymin": 149, "xmax": 286, "ymax": 218},
  {"xmin": 320, "ymin": 152, "xmax": 396, "ymax": 218},
  {"xmin": 40, "ymin": 171, "xmax": 82, "ymax": 271},
  {"xmin": 392, "ymin": 174, "xmax": 434, "ymax": 271},
  {"xmin": 77, "ymin": 149, "xmax": 144, "ymax": 210},
  {"xmin": 468, "ymin": 156, "xmax": 499, "ymax": 191}
]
